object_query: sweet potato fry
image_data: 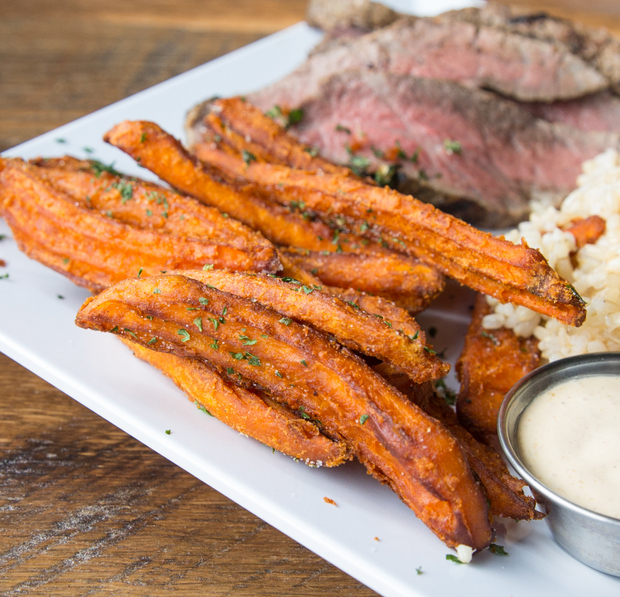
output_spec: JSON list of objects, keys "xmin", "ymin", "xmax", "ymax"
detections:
[
  {"xmin": 563, "ymin": 215, "xmax": 606, "ymax": 249},
  {"xmin": 281, "ymin": 247, "xmax": 444, "ymax": 313},
  {"xmin": 0, "ymin": 158, "xmax": 279, "ymax": 290},
  {"xmin": 374, "ymin": 363, "xmax": 543, "ymax": 521},
  {"xmin": 188, "ymin": 147, "xmax": 586, "ymax": 326},
  {"xmin": 76, "ymin": 274, "xmax": 492, "ymax": 550},
  {"xmin": 104, "ymin": 121, "xmax": 374, "ymax": 252},
  {"xmin": 105, "ymin": 116, "xmax": 451, "ymax": 316},
  {"xmin": 187, "ymin": 96, "xmax": 349, "ymax": 175},
  {"xmin": 125, "ymin": 340, "xmax": 348, "ymax": 466},
  {"xmin": 277, "ymin": 250, "xmax": 433, "ymax": 335},
  {"xmin": 171, "ymin": 269, "xmax": 449, "ymax": 383},
  {"xmin": 456, "ymin": 294, "xmax": 541, "ymax": 444}
]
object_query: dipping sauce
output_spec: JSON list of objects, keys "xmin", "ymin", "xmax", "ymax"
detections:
[{"xmin": 518, "ymin": 374, "xmax": 620, "ymax": 519}]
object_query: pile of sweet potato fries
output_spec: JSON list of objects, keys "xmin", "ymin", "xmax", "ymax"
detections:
[{"xmin": 0, "ymin": 98, "xmax": 587, "ymax": 554}]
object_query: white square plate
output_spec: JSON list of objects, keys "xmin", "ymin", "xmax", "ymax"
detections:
[{"xmin": 2, "ymin": 13, "xmax": 619, "ymax": 597}]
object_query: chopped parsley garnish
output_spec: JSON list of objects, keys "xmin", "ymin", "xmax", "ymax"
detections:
[
  {"xmin": 153, "ymin": 288, "xmax": 161, "ymax": 294},
  {"xmin": 199, "ymin": 297, "xmax": 209, "ymax": 305},
  {"xmin": 265, "ymin": 105, "xmax": 304, "ymax": 128},
  {"xmin": 210, "ymin": 339, "xmax": 219, "ymax": 350},
  {"xmin": 63, "ymin": 257, "xmax": 70, "ymax": 264},
  {"xmin": 242, "ymin": 149, "xmax": 257, "ymax": 166},
  {"xmin": 416, "ymin": 567, "xmax": 423, "ymax": 575},
  {"xmin": 435, "ymin": 378, "xmax": 457, "ymax": 406},
  {"xmin": 279, "ymin": 317, "xmax": 292, "ymax": 325},
  {"xmin": 111, "ymin": 326, "xmax": 119, "ymax": 333},
  {"xmin": 287, "ymin": 108, "xmax": 304, "ymax": 126},
  {"xmin": 193, "ymin": 317, "xmax": 203, "ymax": 332},
  {"xmin": 445, "ymin": 554, "xmax": 464, "ymax": 564},
  {"xmin": 165, "ymin": 429, "xmax": 171, "ymax": 434},
  {"xmin": 209, "ymin": 318, "xmax": 220, "ymax": 330},
  {"xmin": 298, "ymin": 406, "xmax": 311, "ymax": 420},
  {"xmin": 230, "ymin": 352, "xmax": 244, "ymax": 360},
  {"xmin": 140, "ymin": 133, "xmax": 147, "ymax": 143},
  {"xmin": 481, "ymin": 331, "xmax": 500, "ymax": 346},
  {"xmin": 177, "ymin": 329, "xmax": 190, "ymax": 342},
  {"xmin": 83, "ymin": 146, "xmax": 94, "ymax": 154},
  {"xmin": 265, "ymin": 105, "xmax": 283, "ymax": 119},
  {"xmin": 57, "ymin": 294, "xmax": 64, "ymax": 300},
  {"xmin": 56, "ymin": 138, "xmax": 67, "ymax": 144},
  {"xmin": 147, "ymin": 337, "xmax": 158, "ymax": 345},
  {"xmin": 395, "ymin": 141, "xmax": 407, "ymax": 160},
  {"xmin": 202, "ymin": 264, "xmax": 214, "ymax": 271},
  {"xmin": 335, "ymin": 124, "xmax": 351, "ymax": 134},
  {"xmin": 349, "ymin": 154, "xmax": 371, "ymax": 176},
  {"xmin": 374, "ymin": 164, "xmax": 397, "ymax": 187},
  {"xmin": 137, "ymin": 267, "xmax": 143, "ymax": 278},
  {"xmin": 146, "ymin": 209, "xmax": 153, "ymax": 217},
  {"xmin": 0, "ymin": 273, "xmax": 9, "ymax": 280},
  {"xmin": 226, "ymin": 367, "xmax": 235, "ymax": 375},
  {"xmin": 300, "ymin": 359, "xmax": 308, "ymax": 367},
  {"xmin": 360, "ymin": 414, "xmax": 369, "ymax": 425},
  {"xmin": 90, "ymin": 159, "xmax": 123, "ymax": 178},
  {"xmin": 247, "ymin": 354, "xmax": 261, "ymax": 367},
  {"xmin": 489, "ymin": 544, "xmax": 509, "ymax": 556},
  {"xmin": 194, "ymin": 400, "xmax": 213, "ymax": 416},
  {"xmin": 275, "ymin": 370, "xmax": 283, "ymax": 378},
  {"xmin": 112, "ymin": 180, "xmax": 134, "ymax": 203},
  {"xmin": 123, "ymin": 328, "xmax": 137, "ymax": 339},
  {"xmin": 444, "ymin": 139, "xmax": 462, "ymax": 155},
  {"xmin": 423, "ymin": 346, "xmax": 436, "ymax": 355},
  {"xmin": 239, "ymin": 335, "xmax": 257, "ymax": 346}
]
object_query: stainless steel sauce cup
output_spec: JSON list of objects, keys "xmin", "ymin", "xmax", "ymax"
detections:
[{"xmin": 498, "ymin": 352, "xmax": 620, "ymax": 577}]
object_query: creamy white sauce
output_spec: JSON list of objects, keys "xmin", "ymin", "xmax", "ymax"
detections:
[{"xmin": 518, "ymin": 375, "xmax": 620, "ymax": 520}]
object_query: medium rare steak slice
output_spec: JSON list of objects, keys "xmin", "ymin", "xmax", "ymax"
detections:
[
  {"xmin": 440, "ymin": 4, "xmax": 620, "ymax": 94},
  {"xmin": 520, "ymin": 91, "xmax": 620, "ymax": 135},
  {"xmin": 289, "ymin": 71, "xmax": 620, "ymax": 227},
  {"xmin": 248, "ymin": 17, "xmax": 607, "ymax": 108}
]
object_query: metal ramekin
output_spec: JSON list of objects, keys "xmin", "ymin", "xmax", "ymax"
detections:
[{"xmin": 498, "ymin": 352, "xmax": 620, "ymax": 577}]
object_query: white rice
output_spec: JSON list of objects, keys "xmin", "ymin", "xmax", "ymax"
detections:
[{"xmin": 483, "ymin": 149, "xmax": 620, "ymax": 362}]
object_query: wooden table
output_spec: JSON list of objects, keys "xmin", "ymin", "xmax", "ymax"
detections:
[{"xmin": 1, "ymin": 1, "xmax": 619, "ymax": 595}]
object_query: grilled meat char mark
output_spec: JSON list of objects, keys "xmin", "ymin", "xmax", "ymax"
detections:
[
  {"xmin": 288, "ymin": 71, "xmax": 620, "ymax": 227},
  {"xmin": 248, "ymin": 16, "xmax": 607, "ymax": 110}
]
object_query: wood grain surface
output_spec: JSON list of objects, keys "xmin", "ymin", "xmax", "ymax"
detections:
[{"xmin": 1, "ymin": 1, "xmax": 619, "ymax": 595}]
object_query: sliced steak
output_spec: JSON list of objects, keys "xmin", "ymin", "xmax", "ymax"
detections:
[
  {"xmin": 440, "ymin": 4, "xmax": 620, "ymax": 94},
  {"xmin": 248, "ymin": 17, "xmax": 607, "ymax": 108},
  {"xmin": 289, "ymin": 71, "xmax": 619, "ymax": 227},
  {"xmin": 306, "ymin": 0, "xmax": 399, "ymax": 32},
  {"xmin": 520, "ymin": 91, "xmax": 620, "ymax": 135}
]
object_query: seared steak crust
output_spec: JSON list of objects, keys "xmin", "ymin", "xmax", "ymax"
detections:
[{"xmin": 248, "ymin": 16, "xmax": 607, "ymax": 108}]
